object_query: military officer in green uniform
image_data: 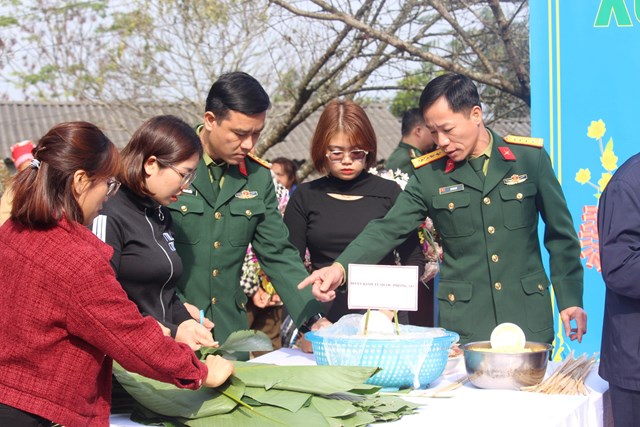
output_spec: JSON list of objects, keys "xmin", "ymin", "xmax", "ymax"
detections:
[
  {"xmin": 169, "ymin": 72, "xmax": 327, "ymax": 349},
  {"xmin": 385, "ymin": 108, "xmax": 434, "ymax": 175},
  {"xmin": 300, "ymin": 73, "xmax": 587, "ymax": 345}
]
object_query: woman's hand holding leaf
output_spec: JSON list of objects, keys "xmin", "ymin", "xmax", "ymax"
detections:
[{"xmin": 203, "ymin": 355, "xmax": 235, "ymax": 388}]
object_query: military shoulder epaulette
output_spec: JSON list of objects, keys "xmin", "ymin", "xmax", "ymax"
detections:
[
  {"xmin": 411, "ymin": 149, "xmax": 447, "ymax": 169},
  {"xmin": 503, "ymin": 135, "xmax": 543, "ymax": 148},
  {"xmin": 246, "ymin": 152, "xmax": 272, "ymax": 169}
]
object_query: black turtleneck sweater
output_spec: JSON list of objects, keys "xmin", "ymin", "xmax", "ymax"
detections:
[
  {"xmin": 283, "ymin": 172, "xmax": 425, "ymax": 322},
  {"xmin": 91, "ymin": 186, "xmax": 191, "ymax": 337}
]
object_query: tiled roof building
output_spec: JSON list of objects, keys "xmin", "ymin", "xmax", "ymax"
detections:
[{"xmin": 0, "ymin": 102, "xmax": 530, "ymax": 175}]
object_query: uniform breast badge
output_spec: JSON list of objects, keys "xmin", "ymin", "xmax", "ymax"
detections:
[
  {"xmin": 235, "ymin": 190, "xmax": 258, "ymax": 199},
  {"xmin": 503, "ymin": 174, "xmax": 528, "ymax": 185}
]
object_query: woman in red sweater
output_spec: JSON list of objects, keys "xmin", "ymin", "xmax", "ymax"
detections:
[{"xmin": 0, "ymin": 122, "xmax": 234, "ymax": 427}]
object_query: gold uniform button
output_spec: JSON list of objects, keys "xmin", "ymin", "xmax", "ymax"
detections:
[
  {"xmin": 538, "ymin": 284, "xmax": 544, "ymax": 291},
  {"xmin": 214, "ymin": 212, "xmax": 222, "ymax": 220},
  {"xmin": 180, "ymin": 205, "xmax": 188, "ymax": 213},
  {"xmin": 212, "ymin": 269, "xmax": 219, "ymax": 277},
  {"xmin": 516, "ymin": 192, "xmax": 524, "ymax": 200},
  {"xmin": 448, "ymin": 293, "xmax": 455, "ymax": 302},
  {"xmin": 494, "ymin": 282, "xmax": 502, "ymax": 291},
  {"xmin": 240, "ymin": 302, "xmax": 246, "ymax": 309},
  {"xmin": 491, "ymin": 254, "xmax": 499, "ymax": 262},
  {"xmin": 211, "ymin": 297, "xmax": 217, "ymax": 305},
  {"xmin": 487, "ymin": 226, "xmax": 495, "ymax": 234},
  {"xmin": 245, "ymin": 209, "xmax": 252, "ymax": 216},
  {"xmin": 483, "ymin": 197, "xmax": 491, "ymax": 205},
  {"xmin": 448, "ymin": 202, "xmax": 455, "ymax": 210},
  {"xmin": 213, "ymin": 241, "xmax": 221, "ymax": 249}
]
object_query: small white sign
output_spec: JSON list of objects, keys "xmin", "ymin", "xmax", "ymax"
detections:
[{"xmin": 347, "ymin": 264, "xmax": 419, "ymax": 311}]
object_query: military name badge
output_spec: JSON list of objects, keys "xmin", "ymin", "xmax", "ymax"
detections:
[
  {"xmin": 503, "ymin": 174, "xmax": 528, "ymax": 185},
  {"xmin": 439, "ymin": 184, "xmax": 464, "ymax": 194},
  {"xmin": 235, "ymin": 190, "xmax": 258, "ymax": 199}
]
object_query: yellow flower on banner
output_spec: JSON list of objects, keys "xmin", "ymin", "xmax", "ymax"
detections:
[
  {"xmin": 598, "ymin": 172, "xmax": 612, "ymax": 193},
  {"xmin": 587, "ymin": 119, "xmax": 606, "ymax": 140},
  {"xmin": 601, "ymin": 138, "xmax": 618, "ymax": 171},
  {"xmin": 575, "ymin": 168, "xmax": 591, "ymax": 184}
]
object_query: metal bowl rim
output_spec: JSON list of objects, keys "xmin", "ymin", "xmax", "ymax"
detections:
[{"xmin": 461, "ymin": 340, "xmax": 553, "ymax": 354}]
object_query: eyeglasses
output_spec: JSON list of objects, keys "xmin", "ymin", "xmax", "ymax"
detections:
[
  {"xmin": 106, "ymin": 178, "xmax": 121, "ymax": 198},
  {"xmin": 325, "ymin": 149, "xmax": 369, "ymax": 163},
  {"xmin": 159, "ymin": 161, "xmax": 197, "ymax": 187}
]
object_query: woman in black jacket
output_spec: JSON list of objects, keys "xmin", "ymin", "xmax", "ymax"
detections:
[{"xmin": 92, "ymin": 115, "xmax": 215, "ymax": 350}]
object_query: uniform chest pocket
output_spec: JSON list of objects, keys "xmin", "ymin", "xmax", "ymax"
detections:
[
  {"xmin": 168, "ymin": 197, "xmax": 204, "ymax": 245},
  {"xmin": 431, "ymin": 192, "xmax": 474, "ymax": 237},
  {"xmin": 499, "ymin": 183, "xmax": 537, "ymax": 230},
  {"xmin": 228, "ymin": 199, "xmax": 266, "ymax": 246}
]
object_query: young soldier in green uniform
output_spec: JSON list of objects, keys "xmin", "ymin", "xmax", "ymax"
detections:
[
  {"xmin": 169, "ymin": 72, "xmax": 327, "ymax": 351},
  {"xmin": 300, "ymin": 73, "xmax": 587, "ymax": 346},
  {"xmin": 385, "ymin": 108, "xmax": 434, "ymax": 175}
]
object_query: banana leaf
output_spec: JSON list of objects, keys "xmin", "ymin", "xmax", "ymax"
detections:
[
  {"xmin": 185, "ymin": 403, "xmax": 331, "ymax": 427},
  {"xmin": 232, "ymin": 362, "xmax": 381, "ymax": 395},
  {"xmin": 243, "ymin": 386, "xmax": 311, "ymax": 412},
  {"xmin": 200, "ymin": 330, "xmax": 273, "ymax": 360},
  {"xmin": 313, "ymin": 394, "xmax": 416, "ymax": 425},
  {"xmin": 113, "ymin": 330, "xmax": 417, "ymax": 426},
  {"xmin": 113, "ymin": 362, "xmax": 379, "ymax": 421},
  {"xmin": 353, "ymin": 395, "xmax": 419, "ymax": 422},
  {"xmin": 328, "ymin": 412, "xmax": 376, "ymax": 427},
  {"xmin": 129, "ymin": 404, "xmax": 187, "ymax": 427},
  {"xmin": 113, "ymin": 362, "xmax": 241, "ymax": 418},
  {"xmin": 309, "ymin": 395, "xmax": 358, "ymax": 418}
]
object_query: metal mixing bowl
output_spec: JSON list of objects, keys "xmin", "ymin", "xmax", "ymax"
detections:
[{"xmin": 462, "ymin": 341, "xmax": 552, "ymax": 390}]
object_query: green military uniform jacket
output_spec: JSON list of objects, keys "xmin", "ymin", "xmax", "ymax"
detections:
[
  {"xmin": 385, "ymin": 141, "xmax": 423, "ymax": 175},
  {"xmin": 337, "ymin": 129, "xmax": 583, "ymax": 344},
  {"xmin": 168, "ymin": 155, "xmax": 323, "ymax": 344}
]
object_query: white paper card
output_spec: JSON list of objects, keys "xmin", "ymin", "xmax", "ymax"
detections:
[{"xmin": 347, "ymin": 264, "xmax": 418, "ymax": 311}]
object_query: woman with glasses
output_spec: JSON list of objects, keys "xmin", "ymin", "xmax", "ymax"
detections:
[
  {"xmin": 283, "ymin": 99, "xmax": 424, "ymax": 324},
  {"xmin": 0, "ymin": 121, "xmax": 233, "ymax": 427},
  {"xmin": 92, "ymin": 115, "xmax": 214, "ymax": 351}
]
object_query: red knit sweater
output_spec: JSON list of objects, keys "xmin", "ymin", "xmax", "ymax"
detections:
[{"xmin": 0, "ymin": 219, "xmax": 208, "ymax": 426}]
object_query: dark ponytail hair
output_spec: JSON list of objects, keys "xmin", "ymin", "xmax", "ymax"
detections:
[{"xmin": 11, "ymin": 121, "xmax": 119, "ymax": 229}]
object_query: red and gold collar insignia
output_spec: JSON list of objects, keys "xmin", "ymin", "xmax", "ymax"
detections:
[
  {"xmin": 498, "ymin": 146, "xmax": 516, "ymax": 161},
  {"xmin": 445, "ymin": 158, "xmax": 456, "ymax": 173},
  {"xmin": 238, "ymin": 159, "xmax": 247, "ymax": 177}
]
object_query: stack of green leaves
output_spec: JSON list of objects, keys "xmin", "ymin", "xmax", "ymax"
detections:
[{"xmin": 112, "ymin": 331, "xmax": 418, "ymax": 426}]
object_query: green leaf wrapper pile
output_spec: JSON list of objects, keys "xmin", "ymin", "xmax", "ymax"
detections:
[{"xmin": 113, "ymin": 331, "xmax": 418, "ymax": 426}]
